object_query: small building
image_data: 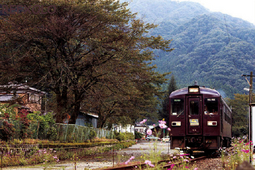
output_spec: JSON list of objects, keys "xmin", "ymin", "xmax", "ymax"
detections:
[
  {"xmin": 113, "ymin": 124, "xmax": 135, "ymax": 135},
  {"xmin": 0, "ymin": 82, "xmax": 46, "ymax": 113},
  {"xmin": 75, "ymin": 112, "xmax": 98, "ymax": 128},
  {"xmin": 134, "ymin": 123, "xmax": 147, "ymax": 135}
]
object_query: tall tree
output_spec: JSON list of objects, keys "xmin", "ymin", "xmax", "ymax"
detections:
[
  {"xmin": 0, "ymin": 0, "xmax": 173, "ymax": 123},
  {"xmin": 158, "ymin": 75, "xmax": 177, "ymax": 125}
]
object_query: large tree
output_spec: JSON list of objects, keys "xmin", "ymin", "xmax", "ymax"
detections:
[{"xmin": 0, "ymin": 0, "xmax": 173, "ymax": 124}]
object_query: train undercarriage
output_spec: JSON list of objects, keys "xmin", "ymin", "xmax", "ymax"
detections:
[{"xmin": 171, "ymin": 136, "xmax": 231, "ymax": 152}]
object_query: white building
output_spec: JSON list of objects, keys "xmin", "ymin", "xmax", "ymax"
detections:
[
  {"xmin": 134, "ymin": 123, "xmax": 147, "ymax": 134},
  {"xmin": 113, "ymin": 124, "xmax": 135, "ymax": 135}
]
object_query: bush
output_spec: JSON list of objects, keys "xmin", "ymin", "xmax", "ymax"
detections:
[
  {"xmin": 135, "ymin": 131, "xmax": 143, "ymax": 139},
  {"xmin": 89, "ymin": 129, "xmax": 96, "ymax": 139},
  {"xmin": 114, "ymin": 131, "xmax": 134, "ymax": 141},
  {"xmin": 114, "ymin": 140, "xmax": 136, "ymax": 150},
  {"xmin": 27, "ymin": 111, "xmax": 57, "ymax": 140},
  {"xmin": 0, "ymin": 104, "xmax": 17, "ymax": 141},
  {"xmin": 125, "ymin": 132, "xmax": 135, "ymax": 140},
  {"xmin": 0, "ymin": 119, "xmax": 15, "ymax": 141}
]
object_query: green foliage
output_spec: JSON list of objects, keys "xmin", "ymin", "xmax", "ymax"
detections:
[
  {"xmin": 125, "ymin": 0, "xmax": 255, "ymax": 98},
  {"xmin": 0, "ymin": 104, "xmax": 18, "ymax": 141},
  {"xmin": 27, "ymin": 112, "xmax": 57, "ymax": 140},
  {"xmin": 0, "ymin": 117, "xmax": 15, "ymax": 141},
  {"xmin": 0, "ymin": 147, "xmax": 59, "ymax": 167},
  {"xmin": 226, "ymin": 94, "xmax": 255, "ymax": 137},
  {"xmin": 15, "ymin": 109, "xmax": 30, "ymax": 139},
  {"xmin": 114, "ymin": 131, "xmax": 134, "ymax": 141},
  {"xmin": 220, "ymin": 137, "xmax": 252, "ymax": 169},
  {"xmin": 158, "ymin": 75, "xmax": 177, "ymax": 125},
  {"xmin": 0, "ymin": 103, "xmax": 18, "ymax": 118},
  {"xmin": 113, "ymin": 140, "xmax": 136, "ymax": 150},
  {"xmin": 135, "ymin": 130, "xmax": 143, "ymax": 139},
  {"xmin": 89, "ymin": 129, "xmax": 96, "ymax": 139}
]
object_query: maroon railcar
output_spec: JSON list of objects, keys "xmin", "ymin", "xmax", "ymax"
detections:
[{"xmin": 169, "ymin": 85, "xmax": 232, "ymax": 152}]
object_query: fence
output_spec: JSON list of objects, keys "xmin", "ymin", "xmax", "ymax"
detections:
[
  {"xmin": 55, "ymin": 123, "xmax": 114, "ymax": 142},
  {"xmin": 2, "ymin": 120, "xmax": 114, "ymax": 142}
]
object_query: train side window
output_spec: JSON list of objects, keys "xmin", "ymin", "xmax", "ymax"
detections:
[
  {"xmin": 204, "ymin": 98, "xmax": 218, "ymax": 115},
  {"xmin": 225, "ymin": 110, "xmax": 231, "ymax": 124},
  {"xmin": 171, "ymin": 98, "xmax": 184, "ymax": 116}
]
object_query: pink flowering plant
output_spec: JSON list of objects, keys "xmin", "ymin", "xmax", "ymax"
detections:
[
  {"xmin": 220, "ymin": 136, "xmax": 252, "ymax": 169},
  {"xmin": 146, "ymin": 119, "xmax": 171, "ymax": 142},
  {"xmin": 124, "ymin": 156, "xmax": 135, "ymax": 165},
  {"xmin": 0, "ymin": 147, "xmax": 59, "ymax": 167},
  {"xmin": 140, "ymin": 119, "xmax": 147, "ymax": 124}
]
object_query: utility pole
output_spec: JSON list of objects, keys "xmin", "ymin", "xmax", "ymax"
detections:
[{"xmin": 242, "ymin": 72, "xmax": 254, "ymax": 164}]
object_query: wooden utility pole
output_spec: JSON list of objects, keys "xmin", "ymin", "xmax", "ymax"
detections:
[
  {"xmin": 249, "ymin": 72, "xmax": 253, "ymax": 164},
  {"xmin": 242, "ymin": 72, "xmax": 253, "ymax": 164}
]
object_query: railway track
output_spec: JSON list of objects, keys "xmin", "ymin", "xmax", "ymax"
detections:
[{"xmin": 102, "ymin": 155, "xmax": 207, "ymax": 170}]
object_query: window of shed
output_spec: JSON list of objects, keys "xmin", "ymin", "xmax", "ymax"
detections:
[
  {"xmin": 171, "ymin": 98, "xmax": 184, "ymax": 116},
  {"xmin": 204, "ymin": 98, "xmax": 218, "ymax": 115}
]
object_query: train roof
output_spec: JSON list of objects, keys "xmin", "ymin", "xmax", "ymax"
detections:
[{"xmin": 170, "ymin": 86, "xmax": 221, "ymax": 98}]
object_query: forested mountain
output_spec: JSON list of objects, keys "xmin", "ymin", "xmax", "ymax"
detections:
[{"xmin": 122, "ymin": 0, "xmax": 255, "ymax": 98}]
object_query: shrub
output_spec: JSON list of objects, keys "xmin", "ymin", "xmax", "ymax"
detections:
[
  {"xmin": 16, "ymin": 109, "xmax": 30, "ymax": 139},
  {"xmin": 114, "ymin": 131, "xmax": 134, "ymax": 141},
  {"xmin": 0, "ymin": 119, "xmax": 15, "ymax": 141},
  {"xmin": 27, "ymin": 111, "xmax": 57, "ymax": 140},
  {"xmin": 125, "ymin": 132, "xmax": 135, "ymax": 140},
  {"xmin": 135, "ymin": 131, "xmax": 143, "ymax": 139},
  {"xmin": 89, "ymin": 129, "xmax": 96, "ymax": 139},
  {"xmin": 0, "ymin": 104, "xmax": 17, "ymax": 141}
]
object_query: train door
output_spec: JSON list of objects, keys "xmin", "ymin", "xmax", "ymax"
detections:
[{"xmin": 187, "ymin": 97, "xmax": 202, "ymax": 135}]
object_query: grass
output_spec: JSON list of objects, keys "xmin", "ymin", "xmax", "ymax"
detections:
[
  {"xmin": 115, "ymin": 137, "xmax": 254, "ymax": 170},
  {"xmin": 0, "ymin": 139, "xmax": 135, "ymax": 168},
  {"xmin": 1, "ymin": 137, "xmax": 254, "ymax": 170}
]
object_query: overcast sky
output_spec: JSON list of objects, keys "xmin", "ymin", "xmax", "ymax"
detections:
[{"xmin": 178, "ymin": 0, "xmax": 255, "ymax": 25}]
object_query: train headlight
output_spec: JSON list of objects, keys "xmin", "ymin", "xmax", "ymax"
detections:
[
  {"xmin": 188, "ymin": 86, "xmax": 200, "ymax": 93},
  {"xmin": 172, "ymin": 121, "xmax": 181, "ymax": 126},
  {"xmin": 207, "ymin": 121, "xmax": 217, "ymax": 126}
]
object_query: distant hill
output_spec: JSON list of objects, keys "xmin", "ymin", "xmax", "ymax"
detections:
[{"xmin": 122, "ymin": 0, "xmax": 255, "ymax": 98}]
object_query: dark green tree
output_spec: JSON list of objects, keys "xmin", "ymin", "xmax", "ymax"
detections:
[
  {"xmin": 158, "ymin": 75, "xmax": 177, "ymax": 126},
  {"xmin": 226, "ymin": 94, "xmax": 255, "ymax": 137}
]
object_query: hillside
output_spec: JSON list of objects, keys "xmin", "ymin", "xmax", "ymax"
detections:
[{"xmin": 122, "ymin": 0, "xmax": 255, "ymax": 98}]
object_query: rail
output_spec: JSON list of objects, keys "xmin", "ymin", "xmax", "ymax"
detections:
[{"xmin": 102, "ymin": 156, "xmax": 208, "ymax": 170}]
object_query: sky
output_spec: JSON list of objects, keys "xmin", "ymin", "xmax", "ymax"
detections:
[{"xmin": 178, "ymin": 0, "xmax": 255, "ymax": 25}]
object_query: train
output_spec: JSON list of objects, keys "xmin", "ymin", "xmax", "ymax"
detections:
[{"xmin": 169, "ymin": 84, "xmax": 232, "ymax": 154}]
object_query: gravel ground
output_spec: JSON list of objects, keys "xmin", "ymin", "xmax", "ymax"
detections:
[{"xmin": 193, "ymin": 158, "xmax": 224, "ymax": 170}]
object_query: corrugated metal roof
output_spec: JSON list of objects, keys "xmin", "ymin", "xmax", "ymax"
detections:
[
  {"xmin": 0, "ymin": 95, "xmax": 16, "ymax": 101},
  {"xmin": 80, "ymin": 112, "xmax": 98, "ymax": 118},
  {"xmin": 0, "ymin": 83, "xmax": 46, "ymax": 95}
]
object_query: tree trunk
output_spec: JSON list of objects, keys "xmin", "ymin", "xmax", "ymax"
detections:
[
  {"xmin": 55, "ymin": 87, "xmax": 68, "ymax": 123},
  {"xmin": 68, "ymin": 92, "xmax": 80, "ymax": 124}
]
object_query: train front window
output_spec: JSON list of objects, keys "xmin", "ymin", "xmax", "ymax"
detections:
[
  {"xmin": 171, "ymin": 98, "xmax": 184, "ymax": 116},
  {"xmin": 189, "ymin": 100, "xmax": 199, "ymax": 115},
  {"xmin": 204, "ymin": 98, "xmax": 218, "ymax": 115}
]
